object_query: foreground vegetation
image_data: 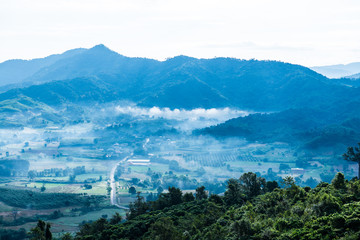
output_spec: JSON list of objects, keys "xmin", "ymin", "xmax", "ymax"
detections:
[{"xmin": 27, "ymin": 171, "xmax": 360, "ymax": 240}]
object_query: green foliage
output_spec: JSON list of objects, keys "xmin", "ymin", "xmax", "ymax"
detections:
[
  {"xmin": 68, "ymin": 172, "xmax": 360, "ymax": 239},
  {"xmin": 183, "ymin": 192, "xmax": 195, "ymax": 202},
  {"xmin": 4, "ymin": 53, "xmax": 360, "ymax": 112},
  {"xmin": 199, "ymin": 109, "xmax": 360, "ymax": 154},
  {"xmin": 224, "ymin": 178, "xmax": 244, "ymax": 206},
  {"xmin": 144, "ymin": 217, "xmax": 184, "ymax": 240},
  {"xmin": 343, "ymin": 143, "xmax": 360, "ymax": 164},
  {"xmin": 60, "ymin": 233, "xmax": 74, "ymax": 240},
  {"xmin": 344, "ymin": 143, "xmax": 360, "ymax": 177},
  {"xmin": 332, "ymin": 172, "xmax": 346, "ymax": 189},
  {"xmin": 239, "ymin": 172, "xmax": 266, "ymax": 199},
  {"xmin": 28, "ymin": 220, "xmax": 52, "ymax": 240},
  {"xmin": 195, "ymin": 186, "xmax": 208, "ymax": 200},
  {"xmin": 128, "ymin": 186, "xmax": 136, "ymax": 195},
  {"xmin": 0, "ymin": 187, "xmax": 104, "ymax": 209},
  {"xmin": 109, "ymin": 212, "xmax": 122, "ymax": 224},
  {"xmin": 128, "ymin": 193, "xmax": 149, "ymax": 220},
  {"xmin": 0, "ymin": 228, "xmax": 27, "ymax": 240}
]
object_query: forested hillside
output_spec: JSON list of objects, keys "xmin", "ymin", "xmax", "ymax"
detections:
[
  {"xmin": 30, "ymin": 172, "xmax": 360, "ymax": 240},
  {"xmin": 1, "ymin": 45, "xmax": 360, "ymax": 111},
  {"xmin": 199, "ymin": 105, "xmax": 360, "ymax": 153}
]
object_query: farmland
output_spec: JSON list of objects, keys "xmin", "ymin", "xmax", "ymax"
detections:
[{"xmin": 0, "ymin": 109, "xmax": 357, "ymax": 235}]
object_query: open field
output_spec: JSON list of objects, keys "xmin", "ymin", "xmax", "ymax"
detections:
[
  {"xmin": 2, "ymin": 206, "xmax": 125, "ymax": 236},
  {"xmin": 0, "ymin": 119, "xmax": 357, "ymax": 236}
]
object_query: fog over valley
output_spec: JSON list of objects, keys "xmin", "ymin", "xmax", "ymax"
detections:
[{"xmin": 1, "ymin": 44, "xmax": 360, "ymax": 239}]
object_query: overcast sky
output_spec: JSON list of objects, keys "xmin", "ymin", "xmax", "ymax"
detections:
[{"xmin": 1, "ymin": 0, "xmax": 360, "ymax": 66}]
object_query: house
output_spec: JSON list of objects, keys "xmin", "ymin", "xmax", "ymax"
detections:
[
  {"xmin": 291, "ymin": 168, "xmax": 305, "ymax": 175},
  {"xmin": 127, "ymin": 159, "xmax": 150, "ymax": 166}
]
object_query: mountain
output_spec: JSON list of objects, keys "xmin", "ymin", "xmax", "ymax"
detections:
[
  {"xmin": 0, "ymin": 48, "xmax": 86, "ymax": 87},
  {"xmin": 0, "ymin": 95, "xmax": 62, "ymax": 128},
  {"xmin": 311, "ymin": 62, "xmax": 360, "ymax": 78},
  {"xmin": 0, "ymin": 44, "xmax": 162, "ymax": 91},
  {"xmin": 1, "ymin": 46, "xmax": 360, "ymax": 111},
  {"xmin": 347, "ymin": 72, "xmax": 360, "ymax": 79},
  {"xmin": 198, "ymin": 104, "xmax": 360, "ymax": 153},
  {"xmin": 24, "ymin": 44, "xmax": 161, "ymax": 84}
]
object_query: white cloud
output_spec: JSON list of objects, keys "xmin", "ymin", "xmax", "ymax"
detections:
[
  {"xmin": 114, "ymin": 105, "xmax": 251, "ymax": 131},
  {"xmin": 115, "ymin": 106, "xmax": 249, "ymax": 121}
]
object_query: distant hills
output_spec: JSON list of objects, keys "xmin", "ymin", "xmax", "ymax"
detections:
[
  {"xmin": 0, "ymin": 47, "xmax": 87, "ymax": 87},
  {"xmin": 349, "ymin": 72, "xmax": 360, "ymax": 79},
  {"xmin": 1, "ymin": 45, "xmax": 360, "ymax": 111},
  {"xmin": 198, "ymin": 102, "xmax": 360, "ymax": 153},
  {"xmin": 311, "ymin": 62, "xmax": 360, "ymax": 79},
  {"xmin": 2, "ymin": 45, "xmax": 360, "ymax": 152}
]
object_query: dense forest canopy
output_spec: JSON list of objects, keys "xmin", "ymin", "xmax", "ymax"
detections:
[{"xmin": 26, "ymin": 172, "xmax": 360, "ymax": 240}]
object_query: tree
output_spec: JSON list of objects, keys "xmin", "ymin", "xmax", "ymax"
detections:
[
  {"xmin": 128, "ymin": 192, "xmax": 148, "ymax": 219},
  {"xmin": 29, "ymin": 220, "xmax": 52, "ymax": 240},
  {"xmin": 109, "ymin": 212, "xmax": 122, "ymax": 224},
  {"xmin": 28, "ymin": 171, "xmax": 36, "ymax": 180},
  {"xmin": 343, "ymin": 143, "xmax": 360, "ymax": 178},
  {"xmin": 209, "ymin": 194, "xmax": 224, "ymax": 205},
  {"xmin": 106, "ymin": 186, "xmax": 112, "ymax": 195},
  {"xmin": 195, "ymin": 186, "xmax": 208, "ymax": 200},
  {"xmin": 129, "ymin": 186, "xmax": 136, "ymax": 195},
  {"xmin": 265, "ymin": 180, "xmax": 279, "ymax": 192},
  {"xmin": 168, "ymin": 187, "xmax": 183, "ymax": 205},
  {"xmin": 239, "ymin": 172, "xmax": 266, "ymax": 199},
  {"xmin": 146, "ymin": 217, "xmax": 183, "ymax": 240},
  {"xmin": 12, "ymin": 210, "xmax": 19, "ymax": 222},
  {"xmin": 282, "ymin": 176, "xmax": 295, "ymax": 188},
  {"xmin": 45, "ymin": 224, "xmax": 52, "ymax": 240},
  {"xmin": 131, "ymin": 178, "xmax": 140, "ymax": 185},
  {"xmin": 183, "ymin": 192, "xmax": 195, "ymax": 202},
  {"xmin": 60, "ymin": 233, "xmax": 73, "ymax": 240},
  {"xmin": 69, "ymin": 175, "xmax": 76, "ymax": 182},
  {"xmin": 224, "ymin": 178, "xmax": 244, "ymax": 206},
  {"xmin": 332, "ymin": 172, "xmax": 346, "ymax": 189}
]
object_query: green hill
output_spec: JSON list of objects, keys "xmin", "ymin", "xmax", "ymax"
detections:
[
  {"xmin": 54, "ymin": 172, "xmax": 360, "ymax": 240},
  {"xmin": 1, "ymin": 57, "xmax": 360, "ymax": 111}
]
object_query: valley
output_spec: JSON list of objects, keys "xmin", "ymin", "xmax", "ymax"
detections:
[
  {"xmin": 0, "ymin": 103, "xmax": 356, "ymax": 235},
  {"xmin": 0, "ymin": 45, "xmax": 359, "ymax": 237}
]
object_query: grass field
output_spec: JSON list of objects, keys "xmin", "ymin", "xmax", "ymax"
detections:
[
  {"xmin": 2, "ymin": 207, "xmax": 126, "ymax": 236},
  {"xmin": 0, "ymin": 180, "xmax": 109, "ymax": 195},
  {"xmin": 51, "ymin": 208, "xmax": 126, "ymax": 227},
  {"xmin": 0, "ymin": 201, "xmax": 13, "ymax": 212}
]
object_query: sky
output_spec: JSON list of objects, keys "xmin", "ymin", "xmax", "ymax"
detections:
[{"xmin": 1, "ymin": 0, "xmax": 360, "ymax": 66}]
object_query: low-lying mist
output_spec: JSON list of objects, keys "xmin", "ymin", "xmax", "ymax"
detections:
[{"xmin": 114, "ymin": 105, "xmax": 251, "ymax": 131}]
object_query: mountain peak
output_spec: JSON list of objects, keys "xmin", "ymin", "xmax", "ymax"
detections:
[
  {"xmin": 91, "ymin": 44, "xmax": 108, "ymax": 49},
  {"xmin": 86, "ymin": 44, "xmax": 124, "ymax": 58},
  {"xmin": 88, "ymin": 44, "xmax": 116, "ymax": 53},
  {"xmin": 165, "ymin": 55, "xmax": 196, "ymax": 65}
]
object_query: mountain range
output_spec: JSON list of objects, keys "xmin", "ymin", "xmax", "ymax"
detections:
[
  {"xmin": 1, "ymin": 45, "xmax": 360, "ymax": 111},
  {"xmin": 311, "ymin": 62, "xmax": 360, "ymax": 79},
  {"xmin": 1, "ymin": 45, "xmax": 360, "ymax": 152}
]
